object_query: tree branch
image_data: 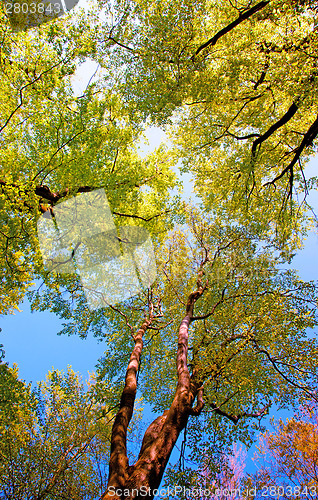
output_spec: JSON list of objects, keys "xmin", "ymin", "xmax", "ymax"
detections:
[
  {"xmin": 264, "ymin": 112, "xmax": 318, "ymax": 193},
  {"xmin": 192, "ymin": 1, "xmax": 269, "ymax": 59},
  {"xmin": 251, "ymin": 101, "xmax": 299, "ymax": 160},
  {"xmin": 191, "ymin": 290, "xmax": 225, "ymax": 322},
  {"xmin": 107, "ymin": 315, "xmax": 152, "ymax": 490},
  {"xmin": 210, "ymin": 401, "xmax": 270, "ymax": 424},
  {"xmin": 0, "ymin": 58, "xmax": 69, "ymax": 133},
  {"xmin": 0, "ymin": 180, "xmax": 170, "ymax": 222},
  {"xmin": 108, "ymin": 36, "xmax": 135, "ymax": 53},
  {"xmin": 189, "ymin": 387, "xmax": 205, "ymax": 415},
  {"xmin": 253, "ymin": 341, "xmax": 318, "ymax": 402},
  {"xmin": 112, "ymin": 210, "xmax": 171, "ymax": 222}
]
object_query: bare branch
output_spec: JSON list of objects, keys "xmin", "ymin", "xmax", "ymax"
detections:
[
  {"xmin": 253, "ymin": 341, "xmax": 318, "ymax": 402},
  {"xmin": 251, "ymin": 101, "xmax": 299, "ymax": 161},
  {"xmin": 192, "ymin": 1, "xmax": 269, "ymax": 59},
  {"xmin": 113, "ymin": 210, "xmax": 170, "ymax": 222},
  {"xmin": 263, "ymin": 113, "xmax": 318, "ymax": 193},
  {"xmin": 108, "ymin": 304, "xmax": 134, "ymax": 335},
  {"xmin": 209, "ymin": 401, "xmax": 271, "ymax": 424},
  {"xmin": 108, "ymin": 36, "xmax": 135, "ymax": 53}
]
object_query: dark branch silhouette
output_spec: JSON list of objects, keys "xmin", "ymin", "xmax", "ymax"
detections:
[{"xmin": 192, "ymin": 1, "xmax": 269, "ymax": 59}]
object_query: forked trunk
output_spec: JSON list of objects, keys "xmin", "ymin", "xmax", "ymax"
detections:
[{"xmin": 100, "ymin": 288, "xmax": 205, "ymax": 500}]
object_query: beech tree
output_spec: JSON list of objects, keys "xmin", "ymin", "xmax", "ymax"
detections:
[
  {"xmin": 88, "ymin": 212, "xmax": 318, "ymax": 499},
  {"xmin": 1, "ymin": 0, "xmax": 318, "ymax": 498},
  {"xmin": 0, "ymin": 5, "xmax": 177, "ymax": 315},
  {"xmin": 97, "ymin": 0, "xmax": 318, "ymax": 247}
]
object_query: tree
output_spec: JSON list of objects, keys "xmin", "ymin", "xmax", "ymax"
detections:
[
  {"xmin": 209, "ymin": 444, "xmax": 247, "ymax": 500},
  {"xmin": 250, "ymin": 401, "xmax": 318, "ymax": 500},
  {"xmin": 96, "ymin": 0, "xmax": 318, "ymax": 247},
  {"xmin": 0, "ymin": 4, "xmax": 178, "ymax": 314},
  {"xmin": 0, "ymin": 364, "xmax": 116, "ymax": 499},
  {"xmin": 88, "ymin": 209, "xmax": 318, "ymax": 499},
  {"xmin": 1, "ymin": 1, "xmax": 318, "ymax": 498}
]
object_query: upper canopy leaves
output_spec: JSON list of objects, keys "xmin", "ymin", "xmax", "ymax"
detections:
[
  {"xmin": 0, "ymin": 7, "xmax": 178, "ymax": 314},
  {"xmin": 95, "ymin": 0, "xmax": 318, "ymax": 247}
]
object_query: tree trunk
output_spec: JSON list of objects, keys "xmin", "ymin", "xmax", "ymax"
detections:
[{"xmin": 100, "ymin": 288, "xmax": 205, "ymax": 500}]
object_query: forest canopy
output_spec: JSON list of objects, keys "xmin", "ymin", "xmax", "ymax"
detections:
[{"xmin": 1, "ymin": 0, "xmax": 318, "ymax": 498}]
